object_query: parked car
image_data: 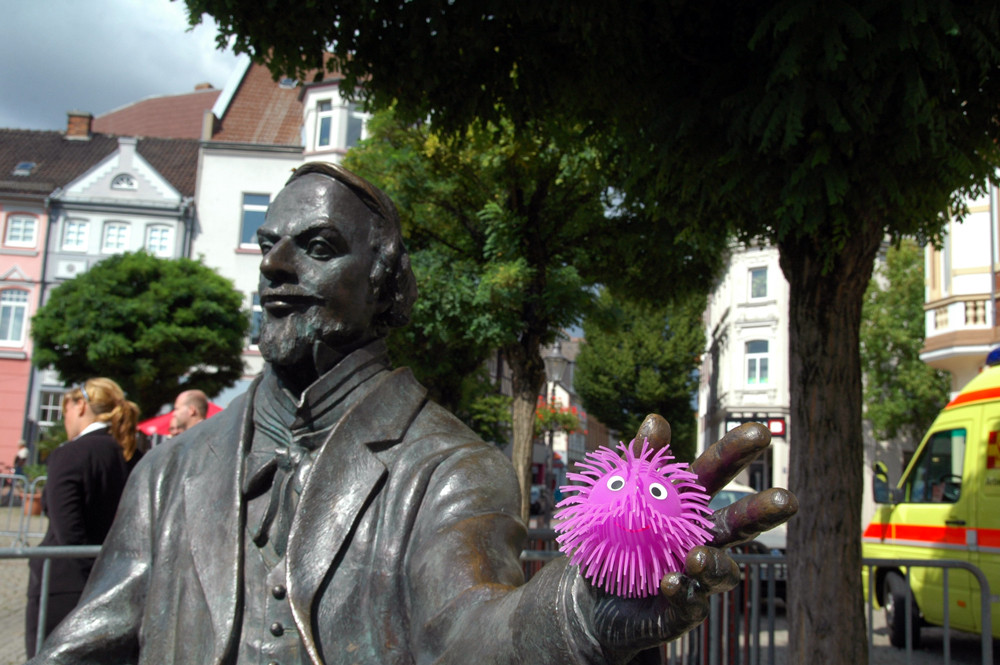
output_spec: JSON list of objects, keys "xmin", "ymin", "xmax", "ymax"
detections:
[{"xmin": 710, "ymin": 482, "xmax": 787, "ymax": 600}]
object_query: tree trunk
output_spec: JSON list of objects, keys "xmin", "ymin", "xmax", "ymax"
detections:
[
  {"xmin": 779, "ymin": 219, "xmax": 883, "ymax": 665},
  {"xmin": 505, "ymin": 340, "xmax": 547, "ymax": 524}
]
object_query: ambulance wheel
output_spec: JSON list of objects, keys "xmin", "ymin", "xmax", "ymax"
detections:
[{"xmin": 884, "ymin": 572, "xmax": 920, "ymax": 648}]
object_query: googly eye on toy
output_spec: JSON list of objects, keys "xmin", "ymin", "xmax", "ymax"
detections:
[{"xmin": 553, "ymin": 438, "xmax": 713, "ymax": 598}]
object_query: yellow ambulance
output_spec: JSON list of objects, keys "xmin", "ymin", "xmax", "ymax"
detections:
[{"xmin": 863, "ymin": 354, "xmax": 1000, "ymax": 647}]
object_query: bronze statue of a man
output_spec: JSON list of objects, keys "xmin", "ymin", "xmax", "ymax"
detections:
[{"xmin": 27, "ymin": 163, "xmax": 796, "ymax": 665}]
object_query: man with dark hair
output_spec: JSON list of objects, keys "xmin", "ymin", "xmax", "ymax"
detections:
[
  {"xmin": 171, "ymin": 389, "xmax": 209, "ymax": 433},
  {"xmin": 27, "ymin": 162, "xmax": 795, "ymax": 665}
]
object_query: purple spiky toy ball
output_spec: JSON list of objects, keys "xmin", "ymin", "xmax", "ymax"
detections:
[{"xmin": 553, "ymin": 439, "xmax": 714, "ymax": 598}]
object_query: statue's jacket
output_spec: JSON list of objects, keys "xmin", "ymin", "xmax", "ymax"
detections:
[{"xmin": 29, "ymin": 368, "xmax": 604, "ymax": 665}]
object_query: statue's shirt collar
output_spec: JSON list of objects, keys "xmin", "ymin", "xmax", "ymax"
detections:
[{"xmin": 254, "ymin": 339, "xmax": 389, "ymax": 451}]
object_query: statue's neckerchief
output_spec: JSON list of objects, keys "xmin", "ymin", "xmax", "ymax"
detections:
[{"xmin": 243, "ymin": 340, "xmax": 389, "ymax": 555}]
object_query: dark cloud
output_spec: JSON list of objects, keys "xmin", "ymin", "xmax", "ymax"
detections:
[{"xmin": 0, "ymin": 0, "xmax": 239, "ymax": 131}]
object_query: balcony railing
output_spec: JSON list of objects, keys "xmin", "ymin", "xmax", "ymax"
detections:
[{"xmin": 927, "ymin": 294, "xmax": 994, "ymax": 334}]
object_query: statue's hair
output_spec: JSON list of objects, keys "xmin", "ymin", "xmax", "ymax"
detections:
[{"xmin": 286, "ymin": 162, "xmax": 417, "ymax": 333}]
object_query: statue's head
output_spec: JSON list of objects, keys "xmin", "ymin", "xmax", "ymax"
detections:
[{"xmin": 256, "ymin": 162, "xmax": 416, "ymax": 378}]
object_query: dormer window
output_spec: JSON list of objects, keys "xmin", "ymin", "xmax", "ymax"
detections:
[
  {"xmin": 316, "ymin": 100, "xmax": 335, "ymax": 148},
  {"xmin": 12, "ymin": 162, "xmax": 36, "ymax": 176},
  {"xmin": 111, "ymin": 173, "xmax": 137, "ymax": 190},
  {"xmin": 278, "ymin": 77, "xmax": 297, "ymax": 89},
  {"xmin": 314, "ymin": 99, "xmax": 369, "ymax": 151}
]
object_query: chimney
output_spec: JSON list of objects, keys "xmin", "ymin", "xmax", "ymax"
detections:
[
  {"xmin": 66, "ymin": 111, "xmax": 93, "ymax": 140},
  {"xmin": 194, "ymin": 82, "xmax": 214, "ymax": 91},
  {"xmin": 201, "ymin": 109, "xmax": 218, "ymax": 141}
]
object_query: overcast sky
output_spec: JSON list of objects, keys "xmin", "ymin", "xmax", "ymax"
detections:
[{"xmin": 0, "ymin": 0, "xmax": 241, "ymax": 131}]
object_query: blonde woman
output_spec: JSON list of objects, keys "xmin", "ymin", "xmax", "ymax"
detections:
[{"xmin": 25, "ymin": 378, "xmax": 137, "ymax": 657}]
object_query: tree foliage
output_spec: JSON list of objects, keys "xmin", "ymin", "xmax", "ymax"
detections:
[
  {"xmin": 575, "ymin": 288, "xmax": 706, "ymax": 463},
  {"xmin": 861, "ymin": 240, "xmax": 950, "ymax": 442},
  {"xmin": 343, "ymin": 108, "xmax": 657, "ymax": 521},
  {"xmin": 185, "ymin": 2, "xmax": 1000, "ymax": 661},
  {"xmin": 31, "ymin": 251, "xmax": 248, "ymax": 417}
]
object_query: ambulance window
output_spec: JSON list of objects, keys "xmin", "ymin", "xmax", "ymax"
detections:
[{"xmin": 902, "ymin": 429, "xmax": 966, "ymax": 503}]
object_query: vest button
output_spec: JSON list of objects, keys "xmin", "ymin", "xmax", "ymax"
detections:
[
  {"xmin": 270, "ymin": 622, "xmax": 284, "ymax": 636},
  {"xmin": 271, "ymin": 584, "xmax": 287, "ymax": 599}
]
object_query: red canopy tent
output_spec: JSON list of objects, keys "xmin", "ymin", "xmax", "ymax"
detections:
[{"xmin": 137, "ymin": 402, "xmax": 223, "ymax": 436}]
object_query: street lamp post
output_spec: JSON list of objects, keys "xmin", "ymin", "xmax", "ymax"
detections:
[{"xmin": 541, "ymin": 342, "xmax": 569, "ymax": 521}]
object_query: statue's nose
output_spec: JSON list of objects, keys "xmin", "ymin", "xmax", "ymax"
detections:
[{"xmin": 260, "ymin": 238, "xmax": 296, "ymax": 280}]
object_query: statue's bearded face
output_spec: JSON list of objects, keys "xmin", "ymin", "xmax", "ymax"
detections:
[{"xmin": 255, "ymin": 174, "xmax": 384, "ymax": 369}]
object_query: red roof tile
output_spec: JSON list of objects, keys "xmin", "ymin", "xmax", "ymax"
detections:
[
  {"xmin": 212, "ymin": 64, "xmax": 305, "ymax": 145},
  {"xmin": 93, "ymin": 88, "xmax": 221, "ymax": 140}
]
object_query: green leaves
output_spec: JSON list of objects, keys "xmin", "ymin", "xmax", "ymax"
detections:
[
  {"xmin": 574, "ymin": 287, "xmax": 707, "ymax": 462},
  {"xmin": 861, "ymin": 239, "xmax": 950, "ymax": 441},
  {"xmin": 31, "ymin": 251, "xmax": 248, "ymax": 416}
]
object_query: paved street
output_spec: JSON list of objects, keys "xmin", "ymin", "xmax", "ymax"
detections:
[
  {"xmin": 0, "ymin": 505, "xmax": 46, "ymax": 665},
  {"xmin": 0, "ymin": 557, "xmax": 29, "ymax": 665},
  {"xmin": 739, "ymin": 602, "xmax": 995, "ymax": 665}
]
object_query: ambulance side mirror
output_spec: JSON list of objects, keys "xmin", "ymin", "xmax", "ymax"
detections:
[{"xmin": 872, "ymin": 461, "xmax": 902, "ymax": 504}]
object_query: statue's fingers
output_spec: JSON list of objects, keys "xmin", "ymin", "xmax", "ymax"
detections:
[
  {"xmin": 690, "ymin": 423, "xmax": 770, "ymax": 495},
  {"xmin": 708, "ymin": 488, "xmax": 798, "ymax": 548},
  {"xmin": 681, "ymin": 546, "xmax": 741, "ymax": 595},
  {"xmin": 633, "ymin": 414, "xmax": 671, "ymax": 451},
  {"xmin": 657, "ymin": 571, "xmax": 709, "ymax": 627}
]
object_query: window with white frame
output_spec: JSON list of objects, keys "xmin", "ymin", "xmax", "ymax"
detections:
[
  {"xmin": 0, "ymin": 289, "xmax": 28, "ymax": 344},
  {"xmin": 250, "ymin": 292, "xmax": 262, "ymax": 346},
  {"xmin": 146, "ymin": 225, "xmax": 173, "ymax": 257},
  {"xmin": 316, "ymin": 100, "xmax": 335, "ymax": 148},
  {"xmin": 102, "ymin": 222, "xmax": 130, "ymax": 253},
  {"xmin": 240, "ymin": 194, "xmax": 270, "ymax": 246},
  {"xmin": 345, "ymin": 102, "xmax": 366, "ymax": 148},
  {"xmin": 38, "ymin": 390, "xmax": 63, "ymax": 426},
  {"xmin": 749, "ymin": 267, "xmax": 767, "ymax": 300},
  {"xmin": 62, "ymin": 219, "xmax": 89, "ymax": 251},
  {"xmin": 746, "ymin": 340, "xmax": 769, "ymax": 385},
  {"xmin": 314, "ymin": 98, "xmax": 368, "ymax": 151},
  {"xmin": 111, "ymin": 173, "xmax": 138, "ymax": 190},
  {"xmin": 4, "ymin": 215, "xmax": 37, "ymax": 247}
]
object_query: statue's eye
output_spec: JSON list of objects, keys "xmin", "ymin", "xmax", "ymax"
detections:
[
  {"xmin": 607, "ymin": 475, "xmax": 626, "ymax": 492},
  {"xmin": 648, "ymin": 482, "xmax": 668, "ymax": 500},
  {"xmin": 307, "ymin": 238, "xmax": 337, "ymax": 260}
]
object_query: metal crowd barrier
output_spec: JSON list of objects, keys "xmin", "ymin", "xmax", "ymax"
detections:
[
  {"xmin": 2, "ymin": 532, "xmax": 993, "ymax": 664},
  {"xmin": 0, "ymin": 544, "xmax": 101, "ymax": 655},
  {"xmin": 863, "ymin": 557, "xmax": 994, "ymax": 665},
  {"xmin": 523, "ymin": 533, "xmax": 995, "ymax": 665},
  {"xmin": 520, "ymin": 530, "xmax": 789, "ymax": 665},
  {"xmin": 0, "ymin": 473, "xmax": 47, "ymax": 546}
]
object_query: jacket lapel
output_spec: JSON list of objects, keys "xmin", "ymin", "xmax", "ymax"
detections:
[
  {"xmin": 287, "ymin": 368, "xmax": 426, "ymax": 665},
  {"xmin": 183, "ymin": 381, "xmax": 257, "ymax": 664}
]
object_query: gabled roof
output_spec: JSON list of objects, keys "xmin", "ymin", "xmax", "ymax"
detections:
[
  {"xmin": 93, "ymin": 87, "xmax": 221, "ymax": 140},
  {"xmin": 211, "ymin": 56, "xmax": 347, "ymax": 146},
  {"xmin": 0, "ymin": 129, "xmax": 199, "ymax": 198},
  {"xmin": 0, "ymin": 129, "xmax": 118, "ymax": 197},
  {"xmin": 133, "ymin": 137, "xmax": 200, "ymax": 197},
  {"xmin": 211, "ymin": 63, "xmax": 306, "ymax": 145}
]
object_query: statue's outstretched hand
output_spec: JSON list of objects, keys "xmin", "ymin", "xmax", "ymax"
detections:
[{"xmin": 587, "ymin": 415, "xmax": 798, "ymax": 661}]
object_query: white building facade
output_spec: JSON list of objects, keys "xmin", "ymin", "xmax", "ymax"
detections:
[
  {"xmin": 921, "ymin": 177, "xmax": 1000, "ymax": 392},
  {"xmin": 192, "ymin": 57, "xmax": 373, "ymax": 403},
  {"xmin": 30, "ymin": 133, "xmax": 199, "ymax": 430},
  {"xmin": 697, "ymin": 242, "xmax": 791, "ymax": 491}
]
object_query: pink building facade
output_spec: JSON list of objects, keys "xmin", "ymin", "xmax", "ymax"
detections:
[{"xmin": 0, "ymin": 191, "xmax": 48, "ymax": 468}]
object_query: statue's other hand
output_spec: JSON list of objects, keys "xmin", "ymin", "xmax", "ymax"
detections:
[{"xmin": 589, "ymin": 417, "xmax": 798, "ymax": 660}]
